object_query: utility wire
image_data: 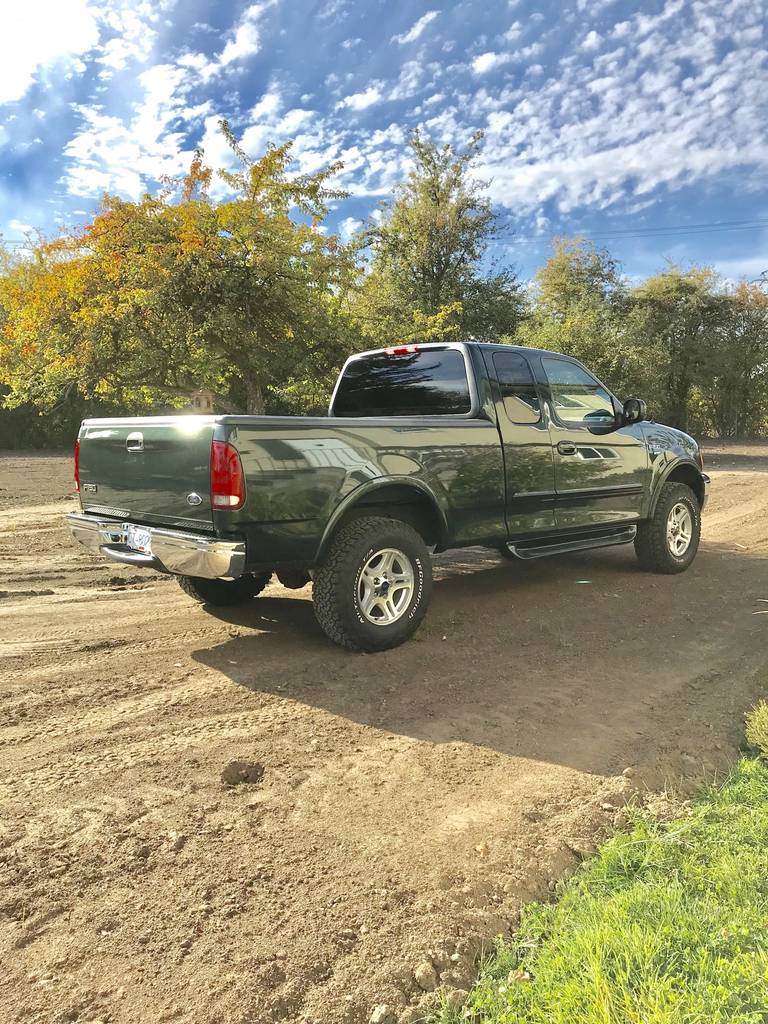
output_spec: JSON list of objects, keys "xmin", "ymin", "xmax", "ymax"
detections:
[{"xmin": 574, "ymin": 218, "xmax": 768, "ymax": 238}]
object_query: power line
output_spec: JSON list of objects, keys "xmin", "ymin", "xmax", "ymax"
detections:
[
  {"xmin": 575, "ymin": 218, "xmax": 768, "ymax": 238},
  {"xmin": 587, "ymin": 222, "xmax": 768, "ymax": 240}
]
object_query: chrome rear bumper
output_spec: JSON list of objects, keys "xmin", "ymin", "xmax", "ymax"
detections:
[{"xmin": 65, "ymin": 513, "xmax": 246, "ymax": 580}]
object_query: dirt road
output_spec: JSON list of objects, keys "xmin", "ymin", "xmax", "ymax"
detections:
[{"xmin": 1, "ymin": 445, "xmax": 766, "ymax": 1024}]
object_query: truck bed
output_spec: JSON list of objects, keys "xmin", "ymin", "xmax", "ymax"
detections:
[{"xmin": 76, "ymin": 413, "xmax": 506, "ymax": 566}]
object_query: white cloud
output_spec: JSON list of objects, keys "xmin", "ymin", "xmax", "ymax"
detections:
[
  {"xmin": 220, "ymin": 22, "xmax": 260, "ymax": 65},
  {"xmin": 175, "ymin": 1, "xmax": 279, "ymax": 83},
  {"xmin": 251, "ymin": 90, "xmax": 282, "ymax": 120},
  {"xmin": 0, "ymin": 0, "xmax": 99, "ymax": 104},
  {"xmin": 472, "ymin": 52, "xmax": 510, "ymax": 75},
  {"xmin": 389, "ymin": 60, "xmax": 426, "ymax": 101},
  {"xmin": 219, "ymin": 1, "xmax": 276, "ymax": 66},
  {"xmin": 337, "ymin": 84, "xmax": 384, "ymax": 111},
  {"xmin": 582, "ymin": 30, "xmax": 602, "ymax": 51},
  {"xmin": 63, "ymin": 61, "xmax": 203, "ymax": 199},
  {"xmin": 8, "ymin": 218, "xmax": 34, "ymax": 234},
  {"xmin": 94, "ymin": 0, "xmax": 172, "ymax": 74},
  {"xmin": 338, "ymin": 216, "xmax": 362, "ymax": 241},
  {"xmin": 281, "ymin": 108, "xmax": 314, "ymax": 133},
  {"xmin": 392, "ymin": 11, "xmax": 439, "ymax": 45}
]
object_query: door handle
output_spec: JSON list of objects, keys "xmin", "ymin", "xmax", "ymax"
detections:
[{"xmin": 557, "ymin": 440, "xmax": 578, "ymax": 456}]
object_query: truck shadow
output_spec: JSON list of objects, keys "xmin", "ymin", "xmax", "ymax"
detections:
[{"xmin": 192, "ymin": 542, "xmax": 767, "ymax": 776}]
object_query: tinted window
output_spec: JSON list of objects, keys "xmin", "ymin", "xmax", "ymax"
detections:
[
  {"xmin": 333, "ymin": 349, "xmax": 472, "ymax": 417},
  {"xmin": 493, "ymin": 352, "xmax": 541, "ymax": 424},
  {"xmin": 541, "ymin": 357, "xmax": 616, "ymax": 427}
]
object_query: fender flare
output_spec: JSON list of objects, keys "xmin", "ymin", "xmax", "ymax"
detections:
[
  {"xmin": 314, "ymin": 476, "xmax": 449, "ymax": 563},
  {"xmin": 649, "ymin": 457, "xmax": 706, "ymax": 514}
]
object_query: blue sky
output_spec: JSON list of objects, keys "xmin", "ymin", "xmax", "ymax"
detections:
[{"xmin": 1, "ymin": 0, "xmax": 766, "ymax": 281}]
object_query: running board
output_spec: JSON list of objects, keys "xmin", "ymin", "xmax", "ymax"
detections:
[{"xmin": 505, "ymin": 525, "xmax": 637, "ymax": 560}]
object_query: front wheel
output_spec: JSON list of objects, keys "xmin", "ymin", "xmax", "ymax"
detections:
[
  {"xmin": 635, "ymin": 482, "xmax": 701, "ymax": 574},
  {"xmin": 178, "ymin": 572, "xmax": 272, "ymax": 606},
  {"xmin": 312, "ymin": 516, "xmax": 432, "ymax": 652}
]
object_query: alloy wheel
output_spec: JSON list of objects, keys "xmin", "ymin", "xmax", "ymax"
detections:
[
  {"xmin": 357, "ymin": 547, "xmax": 415, "ymax": 625},
  {"xmin": 667, "ymin": 501, "xmax": 693, "ymax": 557}
]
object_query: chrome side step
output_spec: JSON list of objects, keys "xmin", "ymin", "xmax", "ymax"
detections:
[{"xmin": 505, "ymin": 525, "xmax": 637, "ymax": 560}]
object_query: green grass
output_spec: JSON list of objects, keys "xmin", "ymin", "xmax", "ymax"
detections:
[
  {"xmin": 434, "ymin": 759, "xmax": 768, "ymax": 1024},
  {"xmin": 746, "ymin": 701, "xmax": 768, "ymax": 759}
]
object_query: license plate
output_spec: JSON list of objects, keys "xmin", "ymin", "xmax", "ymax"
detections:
[{"xmin": 125, "ymin": 524, "xmax": 152, "ymax": 555}]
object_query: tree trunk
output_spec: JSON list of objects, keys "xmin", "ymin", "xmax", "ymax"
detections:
[{"xmin": 245, "ymin": 379, "xmax": 265, "ymax": 415}]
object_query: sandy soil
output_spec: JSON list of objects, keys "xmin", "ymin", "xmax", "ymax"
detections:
[{"xmin": 1, "ymin": 445, "xmax": 766, "ymax": 1024}]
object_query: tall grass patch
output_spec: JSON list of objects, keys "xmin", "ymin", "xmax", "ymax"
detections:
[
  {"xmin": 436, "ymin": 758, "xmax": 768, "ymax": 1024},
  {"xmin": 745, "ymin": 700, "xmax": 768, "ymax": 758}
]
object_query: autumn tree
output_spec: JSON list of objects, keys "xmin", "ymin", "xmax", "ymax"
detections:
[{"xmin": 0, "ymin": 125, "xmax": 355, "ymax": 415}]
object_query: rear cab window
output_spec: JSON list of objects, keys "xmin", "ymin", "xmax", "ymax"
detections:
[{"xmin": 331, "ymin": 347, "xmax": 473, "ymax": 417}]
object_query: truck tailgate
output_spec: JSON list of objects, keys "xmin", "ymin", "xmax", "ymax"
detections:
[{"xmin": 78, "ymin": 418, "xmax": 215, "ymax": 531}]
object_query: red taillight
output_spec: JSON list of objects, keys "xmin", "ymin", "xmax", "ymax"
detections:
[
  {"xmin": 385, "ymin": 345, "xmax": 418, "ymax": 356},
  {"xmin": 210, "ymin": 440, "xmax": 245, "ymax": 510},
  {"xmin": 74, "ymin": 438, "xmax": 80, "ymax": 492}
]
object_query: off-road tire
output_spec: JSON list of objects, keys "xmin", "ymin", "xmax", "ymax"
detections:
[
  {"xmin": 635, "ymin": 482, "xmax": 701, "ymax": 574},
  {"xmin": 313, "ymin": 516, "xmax": 432, "ymax": 652},
  {"xmin": 178, "ymin": 572, "xmax": 272, "ymax": 606}
]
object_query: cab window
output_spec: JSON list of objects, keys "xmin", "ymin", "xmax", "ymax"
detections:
[
  {"xmin": 541, "ymin": 357, "xmax": 616, "ymax": 427},
  {"xmin": 332, "ymin": 349, "xmax": 472, "ymax": 417},
  {"xmin": 492, "ymin": 352, "xmax": 541, "ymax": 424}
]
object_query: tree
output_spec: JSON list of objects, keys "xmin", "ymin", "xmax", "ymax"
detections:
[
  {"xmin": 0, "ymin": 125, "xmax": 355, "ymax": 415},
  {"xmin": 347, "ymin": 129, "xmax": 524, "ymax": 348},
  {"xmin": 697, "ymin": 283, "xmax": 768, "ymax": 437},
  {"xmin": 518, "ymin": 237, "xmax": 649, "ymax": 402},
  {"xmin": 628, "ymin": 267, "xmax": 727, "ymax": 431},
  {"xmin": 535, "ymin": 236, "xmax": 622, "ymax": 311}
]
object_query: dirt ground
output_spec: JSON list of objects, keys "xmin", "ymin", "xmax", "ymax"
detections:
[{"xmin": 1, "ymin": 443, "xmax": 766, "ymax": 1024}]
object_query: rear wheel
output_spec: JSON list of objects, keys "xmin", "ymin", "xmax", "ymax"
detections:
[
  {"xmin": 313, "ymin": 516, "xmax": 432, "ymax": 652},
  {"xmin": 178, "ymin": 572, "xmax": 272, "ymax": 606},
  {"xmin": 635, "ymin": 482, "xmax": 700, "ymax": 574}
]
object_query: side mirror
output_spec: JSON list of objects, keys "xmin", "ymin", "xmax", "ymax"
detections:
[{"xmin": 622, "ymin": 397, "xmax": 647, "ymax": 425}]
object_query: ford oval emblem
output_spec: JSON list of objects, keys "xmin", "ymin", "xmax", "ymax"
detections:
[{"xmin": 186, "ymin": 492, "xmax": 203, "ymax": 506}]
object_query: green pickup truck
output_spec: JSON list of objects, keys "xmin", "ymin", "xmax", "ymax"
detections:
[{"xmin": 66, "ymin": 342, "xmax": 709, "ymax": 651}]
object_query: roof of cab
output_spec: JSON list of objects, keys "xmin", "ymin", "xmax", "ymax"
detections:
[
  {"xmin": 465, "ymin": 341, "xmax": 571, "ymax": 360},
  {"xmin": 346, "ymin": 340, "xmax": 572, "ymax": 361}
]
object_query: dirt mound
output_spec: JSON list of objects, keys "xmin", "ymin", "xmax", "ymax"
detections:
[{"xmin": 221, "ymin": 760, "xmax": 266, "ymax": 786}]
